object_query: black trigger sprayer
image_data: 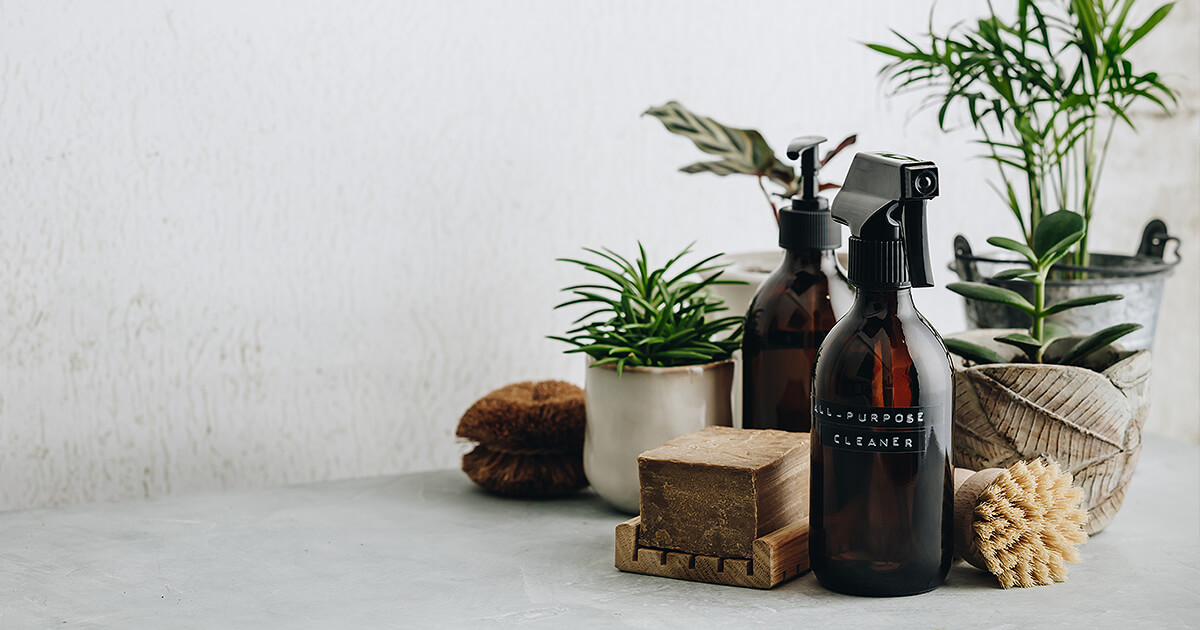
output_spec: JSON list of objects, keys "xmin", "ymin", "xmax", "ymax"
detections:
[
  {"xmin": 830, "ymin": 152, "xmax": 939, "ymax": 288},
  {"xmin": 808, "ymin": 151, "xmax": 955, "ymax": 597}
]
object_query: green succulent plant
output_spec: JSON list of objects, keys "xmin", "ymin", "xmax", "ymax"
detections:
[
  {"xmin": 868, "ymin": 0, "xmax": 1178, "ymax": 268},
  {"xmin": 549, "ymin": 243, "xmax": 745, "ymax": 375},
  {"xmin": 643, "ymin": 100, "xmax": 857, "ymax": 224},
  {"xmin": 945, "ymin": 210, "xmax": 1142, "ymax": 365}
]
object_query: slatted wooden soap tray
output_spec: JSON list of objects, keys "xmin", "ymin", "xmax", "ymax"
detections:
[
  {"xmin": 613, "ymin": 427, "xmax": 812, "ymax": 589},
  {"xmin": 615, "ymin": 516, "xmax": 809, "ymax": 589}
]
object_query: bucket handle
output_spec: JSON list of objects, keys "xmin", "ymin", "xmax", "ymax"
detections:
[
  {"xmin": 952, "ymin": 235, "xmax": 982, "ymax": 282},
  {"xmin": 1137, "ymin": 219, "xmax": 1182, "ymax": 265}
]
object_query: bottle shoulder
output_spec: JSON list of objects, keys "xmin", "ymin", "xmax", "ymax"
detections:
[
  {"xmin": 746, "ymin": 274, "xmax": 839, "ymax": 338},
  {"xmin": 819, "ymin": 310, "xmax": 949, "ymax": 363},
  {"xmin": 748, "ymin": 256, "xmax": 849, "ymax": 319},
  {"xmin": 814, "ymin": 306, "xmax": 953, "ymax": 401}
]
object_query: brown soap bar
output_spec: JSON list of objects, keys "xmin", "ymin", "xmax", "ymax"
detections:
[{"xmin": 637, "ymin": 426, "xmax": 810, "ymax": 559}]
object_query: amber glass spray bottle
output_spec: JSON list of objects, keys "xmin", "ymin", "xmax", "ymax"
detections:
[
  {"xmin": 810, "ymin": 152, "xmax": 954, "ymax": 596},
  {"xmin": 742, "ymin": 136, "xmax": 853, "ymax": 432}
]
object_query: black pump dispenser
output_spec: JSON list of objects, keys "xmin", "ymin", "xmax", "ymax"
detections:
[
  {"xmin": 831, "ymin": 152, "xmax": 938, "ymax": 288},
  {"xmin": 741, "ymin": 134, "xmax": 853, "ymax": 433},
  {"xmin": 778, "ymin": 136, "xmax": 840, "ymax": 251}
]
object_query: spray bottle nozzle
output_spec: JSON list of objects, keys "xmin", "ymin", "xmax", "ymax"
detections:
[{"xmin": 832, "ymin": 152, "xmax": 939, "ymax": 288}]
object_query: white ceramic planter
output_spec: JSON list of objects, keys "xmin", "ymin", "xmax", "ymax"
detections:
[{"xmin": 583, "ymin": 359, "xmax": 735, "ymax": 514}]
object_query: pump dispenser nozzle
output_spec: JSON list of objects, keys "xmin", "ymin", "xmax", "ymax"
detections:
[
  {"xmin": 831, "ymin": 152, "xmax": 938, "ymax": 288},
  {"xmin": 779, "ymin": 136, "xmax": 840, "ymax": 251},
  {"xmin": 787, "ymin": 135, "xmax": 824, "ymax": 205}
]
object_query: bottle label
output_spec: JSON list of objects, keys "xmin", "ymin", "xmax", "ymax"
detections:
[{"xmin": 813, "ymin": 399, "xmax": 941, "ymax": 453}]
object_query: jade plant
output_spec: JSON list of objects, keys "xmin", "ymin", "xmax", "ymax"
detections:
[
  {"xmin": 644, "ymin": 101, "xmax": 857, "ymax": 225},
  {"xmin": 549, "ymin": 243, "xmax": 745, "ymax": 375},
  {"xmin": 868, "ymin": 0, "xmax": 1178, "ymax": 267},
  {"xmin": 945, "ymin": 210, "xmax": 1141, "ymax": 365}
]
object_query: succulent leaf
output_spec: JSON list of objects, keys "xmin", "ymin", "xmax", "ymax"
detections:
[
  {"xmin": 551, "ymin": 243, "xmax": 745, "ymax": 370},
  {"xmin": 1060, "ymin": 323, "xmax": 1143, "ymax": 365},
  {"xmin": 947, "ymin": 282, "xmax": 1036, "ymax": 314},
  {"xmin": 945, "ymin": 338, "xmax": 1008, "ymax": 365},
  {"xmin": 1042, "ymin": 293, "xmax": 1123, "ymax": 317}
]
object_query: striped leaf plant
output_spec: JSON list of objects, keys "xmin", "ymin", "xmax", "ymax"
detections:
[{"xmin": 644, "ymin": 101, "xmax": 856, "ymax": 224}]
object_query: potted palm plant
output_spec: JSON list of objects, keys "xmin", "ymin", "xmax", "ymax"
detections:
[
  {"xmin": 944, "ymin": 211, "xmax": 1149, "ymax": 534},
  {"xmin": 550, "ymin": 243, "xmax": 745, "ymax": 513},
  {"xmin": 643, "ymin": 101, "xmax": 856, "ymax": 316},
  {"xmin": 868, "ymin": 0, "xmax": 1181, "ymax": 349}
]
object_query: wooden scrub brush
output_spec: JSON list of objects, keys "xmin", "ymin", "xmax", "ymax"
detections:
[
  {"xmin": 456, "ymin": 380, "xmax": 587, "ymax": 497},
  {"xmin": 954, "ymin": 459, "xmax": 1088, "ymax": 588}
]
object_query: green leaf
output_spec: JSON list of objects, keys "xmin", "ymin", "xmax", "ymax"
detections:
[
  {"xmin": 1123, "ymin": 4, "xmax": 1172, "ymax": 52},
  {"xmin": 553, "ymin": 243, "xmax": 742, "ymax": 367},
  {"xmin": 986, "ymin": 236, "xmax": 1036, "ymax": 262},
  {"xmin": 1060, "ymin": 323, "xmax": 1143, "ymax": 365},
  {"xmin": 993, "ymin": 268, "xmax": 1038, "ymax": 281},
  {"xmin": 561, "ymin": 283, "xmax": 621, "ymax": 293},
  {"xmin": 742, "ymin": 129, "xmax": 775, "ymax": 172},
  {"xmin": 589, "ymin": 356, "xmax": 620, "ymax": 368},
  {"xmin": 947, "ymin": 282, "xmax": 1036, "ymax": 314},
  {"xmin": 663, "ymin": 252, "xmax": 726, "ymax": 287},
  {"xmin": 994, "ymin": 332, "xmax": 1043, "ymax": 353},
  {"xmin": 987, "ymin": 179, "xmax": 1028, "ymax": 238},
  {"xmin": 679, "ymin": 160, "xmax": 758, "ymax": 176},
  {"xmin": 564, "ymin": 344, "xmax": 622, "ymax": 355},
  {"xmin": 865, "ymin": 43, "xmax": 913, "ymax": 59},
  {"xmin": 1031, "ymin": 210, "xmax": 1085, "ymax": 261},
  {"xmin": 643, "ymin": 101, "xmax": 776, "ymax": 175},
  {"xmin": 545, "ymin": 335, "xmax": 584, "ymax": 348},
  {"xmin": 591, "ymin": 246, "xmax": 638, "ymax": 276},
  {"xmin": 1042, "ymin": 293, "xmax": 1123, "ymax": 317},
  {"xmin": 655, "ymin": 349, "xmax": 715, "ymax": 361},
  {"xmin": 864, "ymin": 0, "xmax": 1181, "ymax": 269},
  {"xmin": 1043, "ymin": 320, "xmax": 1072, "ymax": 344},
  {"xmin": 945, "ymin": 338, "xmax": 1008, "ymax": 365},
  {"xmin": 555, "ymin": 258, "xmax": 639, "ymax": 295}
]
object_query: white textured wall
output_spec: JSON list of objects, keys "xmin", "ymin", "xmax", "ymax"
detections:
[{"xmin": 1, "ymin": 0, "xmax": 1196, "ymax": 510}]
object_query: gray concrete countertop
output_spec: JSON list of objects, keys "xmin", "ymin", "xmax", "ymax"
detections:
[{"xmin": 2, "ymin": 434, "xmax": 1198, "ymax": 629}]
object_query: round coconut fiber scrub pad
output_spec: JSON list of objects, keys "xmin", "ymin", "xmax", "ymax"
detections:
[{"xmin": 456, "ymin": 380, "xmax": 587, "ymax": 497}]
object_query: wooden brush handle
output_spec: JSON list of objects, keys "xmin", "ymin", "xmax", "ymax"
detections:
[
  {"xmin": 952, "ymin": 467, "xmax": 1004, "ymax": 571},
  {"xmin": 952, "ymin": 467, "xmax": 978, "ymax": 491}
]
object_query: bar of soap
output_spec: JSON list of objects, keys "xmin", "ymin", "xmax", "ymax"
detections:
[{"xmin": 637, "ymin": 426, "xmax": 810, "ymax": 559}]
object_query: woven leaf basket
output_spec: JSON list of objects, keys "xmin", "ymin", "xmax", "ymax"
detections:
[{"xmin": 950, "ymin": 330, "xmax": 1151, "ymax": 535}]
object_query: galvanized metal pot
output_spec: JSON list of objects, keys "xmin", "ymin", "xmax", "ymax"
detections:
[{"xmin": 951, "ymin": 220, "xmax": 1181, "ymax": 350}]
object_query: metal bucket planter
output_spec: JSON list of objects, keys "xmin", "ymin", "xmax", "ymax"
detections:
[
  {"xmin": 950, "ymin": 330, "xmax": 1151, "ymax": 535},
  {"xmin": 951, "ymin": 220, "xmax": 1181, "ymax": 350}
]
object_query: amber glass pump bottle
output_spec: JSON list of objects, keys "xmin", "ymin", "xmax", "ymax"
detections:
[
  {"xmin": 809, "ymin": 152, "xmax": 954, "ymax": 597},
  {"xmin": 742, "ymin": 136, "xmax": 853, "ymax": 432}
]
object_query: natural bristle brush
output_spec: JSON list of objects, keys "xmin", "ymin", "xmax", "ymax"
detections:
[{"xmin": 954, "ymin": 459, "xmax": 1089, "ymax": 588}]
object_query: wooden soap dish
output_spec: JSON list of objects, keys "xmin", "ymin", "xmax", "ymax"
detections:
[{"xmin": 615, "ymin": 516, "xmax": 810, "ymax": 589}]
